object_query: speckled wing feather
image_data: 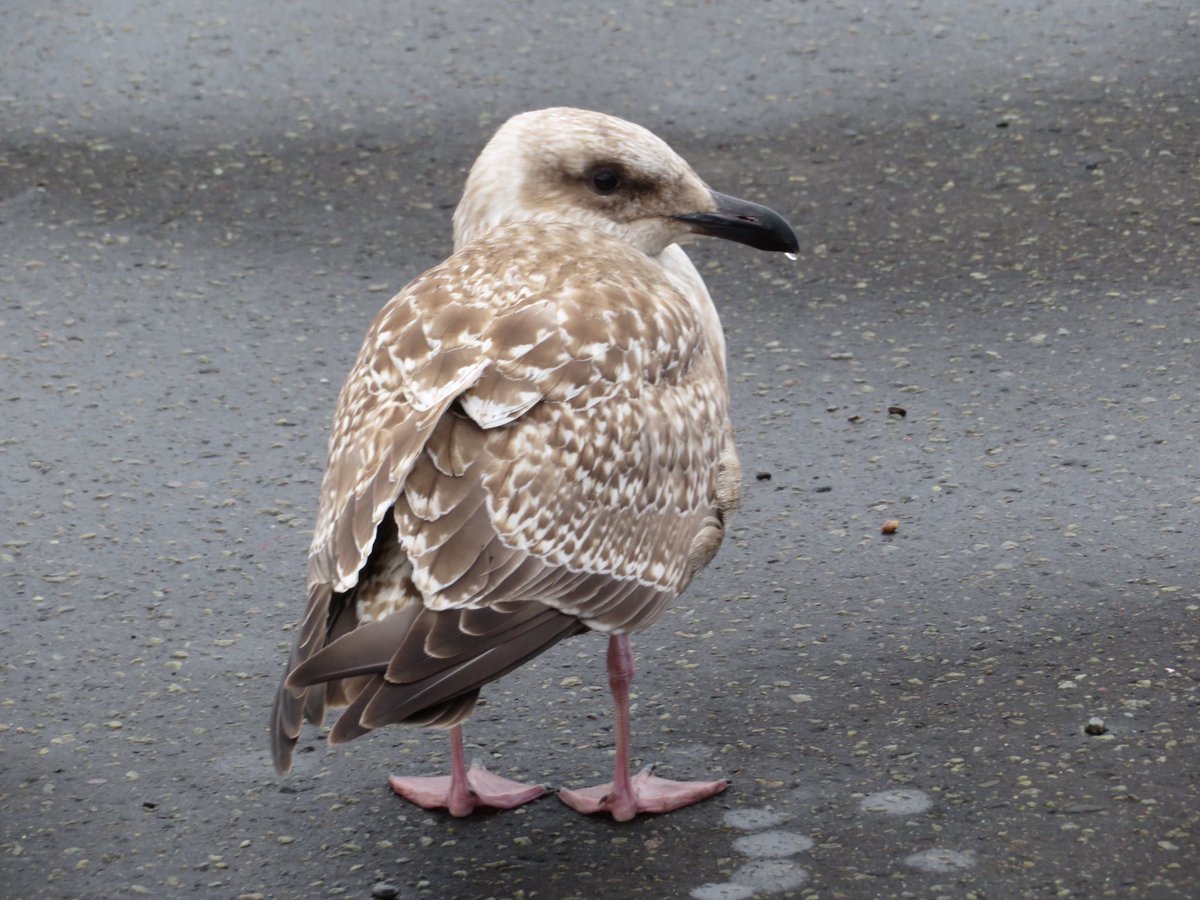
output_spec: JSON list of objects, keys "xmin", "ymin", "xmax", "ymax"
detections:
[{"xmin": 271, "ymin": 222, "xmax": 739, "ymax": 772}]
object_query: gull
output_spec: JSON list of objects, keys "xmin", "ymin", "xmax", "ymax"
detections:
[{"xmin": 270, "ymin": 107, "xmax": 797, "ymax": 820}]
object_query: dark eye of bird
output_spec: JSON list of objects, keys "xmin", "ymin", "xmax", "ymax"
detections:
[{"xmin": 589, "ymin": 168, "xmax": 621, "ymax": 195}]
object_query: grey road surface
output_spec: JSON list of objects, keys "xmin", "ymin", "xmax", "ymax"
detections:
[{"xmin": 2, "ymin": 1, "xmax": 1198, "ymax": 898}]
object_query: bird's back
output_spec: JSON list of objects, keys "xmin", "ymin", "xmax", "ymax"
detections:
[{"xmin": 271, "ymin": 223, "xmax": 739, "ymax": 773}]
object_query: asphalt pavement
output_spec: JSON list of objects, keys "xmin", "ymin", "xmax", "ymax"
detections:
[{"xmin": 2, "ymin": 1, "xmax": 1198, "ymax": 898}]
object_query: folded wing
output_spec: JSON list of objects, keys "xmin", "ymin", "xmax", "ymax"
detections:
[{"xmin": 270, "ymin": 225, "xmax": 737, "ymax": 773}]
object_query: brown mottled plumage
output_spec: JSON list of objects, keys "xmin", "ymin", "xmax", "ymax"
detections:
[{"xmin": 270, "ymin": 108, "xmax": 796, "ymax": 818}]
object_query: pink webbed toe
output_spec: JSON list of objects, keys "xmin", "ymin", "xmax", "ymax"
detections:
[
  {"xmin": 389, "ymin": 763, "xmax": 547, "ymax": 817},
  {"xmin": 558, "ymin": 765, "xmax": 729, "ymax": 821}
]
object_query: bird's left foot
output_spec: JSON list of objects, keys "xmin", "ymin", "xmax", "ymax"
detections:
[
  {"xmin": 558, "ymin": 765, "xmax": 729, "ymax": 821},
  {"xmin": 389, "ymin": 762, "xmax": 548, "ymax": 817}
]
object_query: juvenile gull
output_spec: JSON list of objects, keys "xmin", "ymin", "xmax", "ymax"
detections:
[{"xmin": 270, "ymin": 107, "xmax": 798, "ymax": 820}]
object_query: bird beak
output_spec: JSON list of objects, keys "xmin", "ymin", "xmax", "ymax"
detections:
[{"xmin": 674, "ymin": 190, "xmax": 799, "ymax": 254}]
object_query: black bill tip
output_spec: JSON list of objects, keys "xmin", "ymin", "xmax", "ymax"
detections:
[{"xmin": 674, "ymin": 190, "xmax": 799, "ymax": 254}]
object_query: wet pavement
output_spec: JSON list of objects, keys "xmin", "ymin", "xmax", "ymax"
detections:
[{"xmin": 2, "ymin": 1, "xmax": 1198, "ymax": 897}]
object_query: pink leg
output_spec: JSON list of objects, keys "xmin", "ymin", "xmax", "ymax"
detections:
[
  {"xmin": 388, "ymin": 725, "xmax": 547, "ymax": 816},
  {"xmin": 558, "ymin": 634, "xmax": 729, "ymax": 821}
]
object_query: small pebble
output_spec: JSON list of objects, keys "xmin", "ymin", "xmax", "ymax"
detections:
[
  {"xmin": 1085, "ymin": 716, "xmax": 1107, "ymax": 735},
  {"xmin": 371, "ymin": 883, "xmax": 399, "ymax": 899},
  {"xmin": 881, "ymin": 519, "xmax": 900, "ymax": 534}
]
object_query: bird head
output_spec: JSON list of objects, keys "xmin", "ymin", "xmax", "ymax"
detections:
[{"xmin": 453, "ymin": 107, "xmax": 798, "ymax": 258}]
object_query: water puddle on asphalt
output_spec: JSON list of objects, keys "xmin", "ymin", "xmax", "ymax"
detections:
[
  {"xmin": 692, "ymin": 786, "xmax": 976, "ymax": 897},
  {"xmin": 731, "ymin": 830, "xmax": 815, "ymax": 858},
  {"xmin": 858, "ymin": 788, "xmax": 933, "ymax": 815},
  {"xmin": 692, "ymin": 806, "xmax": 815, "ymax": 899},
  {"xmin": 730, "ymin": 860, "xmax": 811, "ymax": 892},
  {"xmin": 905, "ymin": 848, "xmax": 977, "ymax": 873},
  {"xmin": 722, "ymin": 808, "xmax": 790, "ymax": 830},
  {"xmin": 690, "ymin": 884, "xmax": 754, "ymax": 900}
]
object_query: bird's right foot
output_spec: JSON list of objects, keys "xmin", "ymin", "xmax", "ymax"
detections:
[
  {"xmin": 558, "ymin": 765, "xmax": 729, "ymax": 821},
  {"xmin": 389, "ymin": 762, "xmax": 548, "ymax": 817}
]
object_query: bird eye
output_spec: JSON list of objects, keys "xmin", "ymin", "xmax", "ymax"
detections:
[{"xmin": 589, "ymin": 168, "xmax": 621, "ymax": 195}]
